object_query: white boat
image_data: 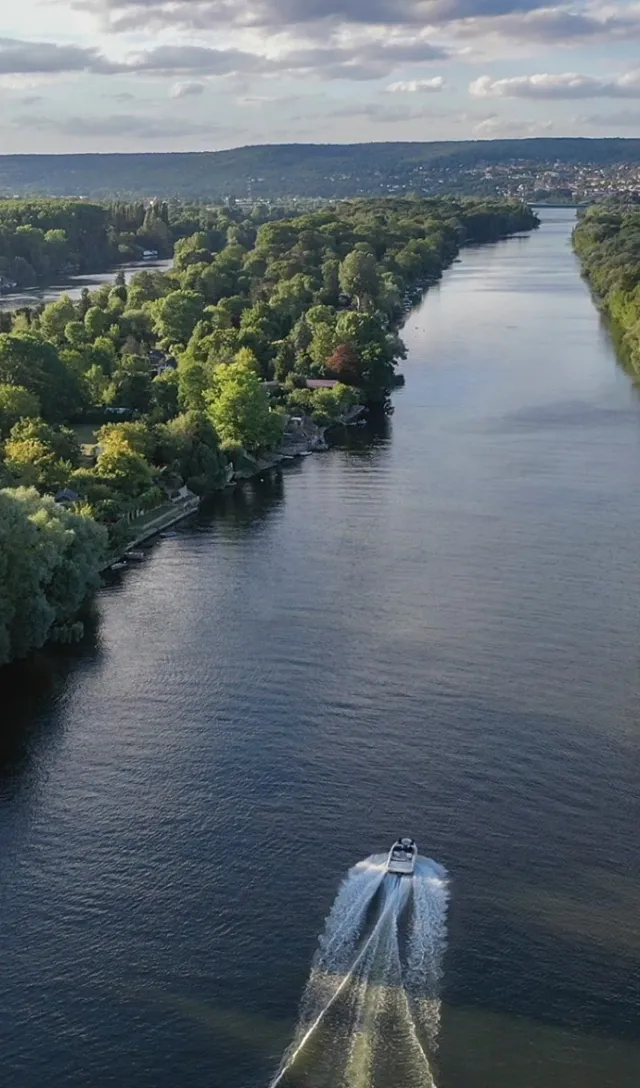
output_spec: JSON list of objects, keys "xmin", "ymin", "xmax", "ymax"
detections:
[{"xmin": 386, "ymin": 837, "xmax": 417, "ymax": 875}]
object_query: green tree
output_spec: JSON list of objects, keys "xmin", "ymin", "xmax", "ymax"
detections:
[
  {"xmin": 95, "ymin": 445, "xmax": 154, "ymax": 498},
  {"xmin": 4, "ymin": 418, "xmax": 81, "ymax": 491},
  {"xmin": 0, "ymin": 333, "xmax": 83, "ymax": 421},
  {"xmin": 153, "ymin": 289, "xmax": 205, "ymax": 347},
  {"xmin": 0, "ymin": 487, "xmax": 106, "ymax": 665},
  {"xmin": 84, "ymin": 305, "xmax": 109, "ymax": 340},
  {"xmin": 160, "ymin": 410, "xmax": 227, "ymax": 494},
  {"xmin": 151, "ymin": 370, "xmax": 180, "ymax": 421},
  {"xmin": 39, "ymin": 296, "xmax": 77, "ymax": 344},
  {"xmin": 339, "ymin": 249, "xmax": 381, "ymax": 311},
  {"xmin": 107, "ymin": 355, "xmax": 153, "ymax": 413},
  {"xmin": 0, "ymin": 383, "xmax": 40, "ymax": 438},
  {"xmin": 205, "ymin": 360, "xmax": 284, "ymax": 451}
]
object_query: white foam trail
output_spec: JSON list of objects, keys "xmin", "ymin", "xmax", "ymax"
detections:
[
  {"xmin": 316, "ymin": 856, "xmax": 387, "ymax": 975},
  {"xmin": 405, "ymin": 858, "xmax": 450, "ymax": 1050},
  {"xmin": 344, "ymin": 878, "xmax": 410, "ymax": 1086},
  {"xmin": 267, "ymin": 854, "xmax": 449, "ymax": 1088},
  {"xmin": 268, "ymin": 875, "xmax": 400, "ymax": 1088}
]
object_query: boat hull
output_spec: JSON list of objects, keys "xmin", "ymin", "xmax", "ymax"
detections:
[{"xmin": 386, "ymin": 837, "xmax": 417, "ymax": 875}]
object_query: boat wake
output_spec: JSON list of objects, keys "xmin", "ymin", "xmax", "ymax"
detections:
[{"xmin": 268, "ymin": 854, "xmax": 449, "ymax": 1088}]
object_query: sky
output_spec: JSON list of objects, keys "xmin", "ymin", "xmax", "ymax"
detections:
[{"xmin": 2, "ymin": 0, "xmax": 640, "ymax": 153}]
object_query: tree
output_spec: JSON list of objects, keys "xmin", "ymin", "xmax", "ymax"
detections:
[
  {"xmin": 96, "ymin": 420, "xmax": 156, "ymax": 460},
  {"xmin": 95, "ymin": 445, "xmax": 154, "ymax": 497},
  {"xmin": 4, "ymin": 418, "xmax": 81, "ymax": 491},
  {"xmin": 107, "ymin": 355, "xmax": 153, "ymax": 414},
  {"xmin": 339, "ymin": 249, "xmax": 381, "ymax": 311},
  {"xmin": 39, "ymin": 296, "xmax": 77, "ymax": 344},
  {"xmin": 43, "ymin": 228, "xmax": 70, "ymax": 274},
  {"xmin": 160, "ymin": 410, "xmax": 227, "ymax": 494},
  {"xmin": 325, "ymin": 343, "xmax": 362, "ymax": 386},
  {"xmin": 152, "ymin": 289, "xmax": 205, "ymax": 347},
  {"xmin": 127, "ymin": 269, "xmax": 169, "ymax": 309},
  {"xmin": 333, "ymin": 311, "xmax": 403, "ymax": 399},
  {"xmin": 309, "ymin": 321, "xmax": 338, "ymax": 369},
  {"xmin": 84, "ymin": 305, "xmax": 109, "ymax": 339},
  {"xmin": 205, "ymin": 360, "xmax": 284, "ymax": 451},
  {"xmin": 64, "ymin": 321, "xmax": 88, "ymax": 348},
  {"xmin": 151, "ymin": 370, "xmax": 180, "ymax": 421},
  {"xmin": 0, "ymin": 384, "xmax": 40, "ymax": 438},
  {"xmin": 0, "ymin": 487, "xmax": 106, "ymax": 664},
  {"xmin": 0, "ymin": 333, "xmax": 83, "ymax": 421},
  {"xmin": 178, "ymin": 361, "xmax": 208, "ymax": 411}
]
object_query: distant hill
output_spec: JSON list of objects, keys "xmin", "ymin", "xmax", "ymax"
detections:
[{"xmin": 1, "ymin": 139, "xmax": 640, "ymax": 200}]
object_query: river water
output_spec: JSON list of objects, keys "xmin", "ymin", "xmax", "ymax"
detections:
[
  {"xmin": 0, "ymin": 258, "xmax": 173, "ymax": 312},
  {"xmin": 1, "ymin": 209, "xmax": 639, "ymax": 1087}
]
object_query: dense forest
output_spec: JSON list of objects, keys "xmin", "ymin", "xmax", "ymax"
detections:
[
  {"xmin": 0, "ymin": 194, "xmax": 537, "ymax": 665},
  {"xmin": 0, "ymin": 198, "xmax": 294, "ymax": 290},
  {"xmin": 573, "ymin": 203, "xmax": 640, "ymax": 372},
  {"xmin": 1, "ymin": 140, "xmax": 639, "ymax": 200}
]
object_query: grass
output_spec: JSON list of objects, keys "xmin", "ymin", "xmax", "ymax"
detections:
[{"xmin": 70, "ymin": 422, "xmax": 99, "ymax": 457}]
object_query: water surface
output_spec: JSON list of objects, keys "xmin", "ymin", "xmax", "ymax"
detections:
[
  {"xmin": 0, "ymin": 258, "xmax": 173, "ymax": 312},
  {"xmin": 2, "ymin": 209, "xmax": 639, "ymax": 1087}
]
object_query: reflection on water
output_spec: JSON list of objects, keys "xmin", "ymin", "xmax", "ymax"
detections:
[
  {"xmin": 0, "ymin": 258, "xmax": 173, "ymax": 312},
  {"xmin": 1, "ymin": 210, "xmax": 640, "ymax": 1087}
]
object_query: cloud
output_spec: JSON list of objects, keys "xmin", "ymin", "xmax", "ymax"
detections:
[
  {"xmin": 125, "ymin": 43, "xmax": 272, "ymax": 75},
  {"xmin": 329, "ymin": 100, "xmax": 439, "ymax": 123},
  {"xmin": 472, "ymin": 114, "xmax": 554, "ymax": 135},
  {"xmin": 86, "ymin": 0, "xmax": 560, "ymax": 28},
  {"xmin": 0, "ymin": 36, "xmax": 115, "ymax": 74},
  {"xmin": 386, "ymin": 76, "xmax": 445, "ymax": 92},
  {"xmin": 572, "ymin": 109, "xmax": 640, "ymax": 129},
  {"xmin": 464, "ymin": 7, "xmax": 640, "ymax": 45},
  {"xmin": 169, "ymin": 80, "xmax": 207, "ymax": 96},
  {"xmin": 469, "ymin": 70, "xmax": 640, "ymax": 99},
  {"xmin": 0, "ymin": 33, "xmax": 447, "ymax": 86},
  {"xmin": 278, "ymin": 38, "xmax": 447, "ymax": 81},
  {"xmin": 14, "ymin": 111, "xmax": 220, "ymax": 139}
]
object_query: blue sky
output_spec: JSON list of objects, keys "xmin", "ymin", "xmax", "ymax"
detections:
[{"xmin": 2, "ymin": 1, "xmax": 640, "ymax": 152}]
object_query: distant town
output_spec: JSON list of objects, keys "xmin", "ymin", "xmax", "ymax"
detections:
[{"xmin": 2, "ymin": 140, "xmax": 640, "ymax": 202}]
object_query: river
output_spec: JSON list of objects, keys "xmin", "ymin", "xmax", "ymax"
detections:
[
  {"xmin": 0, "ymin": 257, "xmax": 174, "ymax": 312},
  {"xmin": 1, "ymin": 208, "xmax": 639, "ymax": 1088}
]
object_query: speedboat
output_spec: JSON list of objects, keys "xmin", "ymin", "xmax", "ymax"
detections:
[{"xmin": 386, "ymin": 837, "xmax": 417, "ymax": 875}]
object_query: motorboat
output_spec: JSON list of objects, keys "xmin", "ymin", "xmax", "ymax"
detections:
[{"xmin": 386, "ymin": 837, "xmax": 417, "ymax": 875}]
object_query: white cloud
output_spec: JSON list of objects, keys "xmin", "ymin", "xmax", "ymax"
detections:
[
  {"xmin": 470, "ymin": 70, "xmax": 640, "ymax": 99},
  {"xmin": 169, "ymin": 79, "xmax": 207, "ymax": 97},
  {"xmin": 386, "ymin": 76, "xmax": 445, "ymax": 92},
  {"xmin": 14, "ymin": 111, "xmax": 223, "ymax": 139},
  {"xmin": 472, "ymin": 114, "xmax": 554, "ymax": 135}
]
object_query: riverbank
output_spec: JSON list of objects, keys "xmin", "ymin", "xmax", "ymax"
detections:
[
  {"xmin": 572, "ymin": 202, "xmax": 640, "ymax": 373},
  {"xmin": 0, "ymin": 197, "xmax": 540, "ymax": 666}
]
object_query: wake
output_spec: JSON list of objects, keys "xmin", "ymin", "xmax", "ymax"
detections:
[{"xmin": 268, "ymin": 854, "xmax": 449, "ymax": 1088}]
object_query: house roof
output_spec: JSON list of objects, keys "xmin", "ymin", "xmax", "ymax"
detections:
[
  {"xmin": 55, "ymin": 488, "xmax": 79, "ymax": 502},
  {"xmin": 305, "ymin": 379, "xmax": 338, "ymax": 389}
]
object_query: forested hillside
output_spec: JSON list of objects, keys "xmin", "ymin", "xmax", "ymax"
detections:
[{"xmin": 1, "ymin": 139, "xmax": 640, "ymax": 200}]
